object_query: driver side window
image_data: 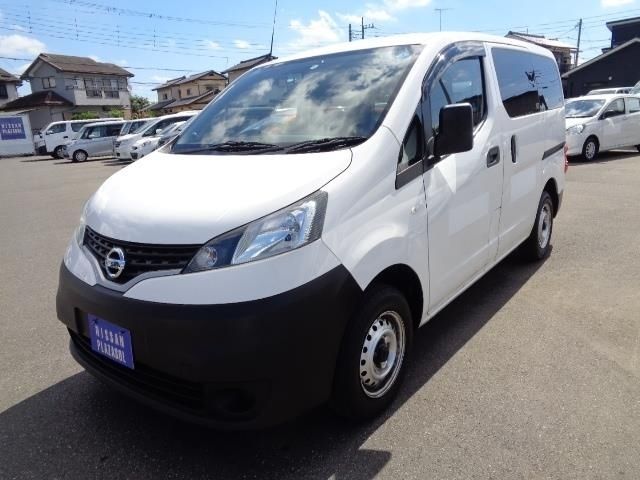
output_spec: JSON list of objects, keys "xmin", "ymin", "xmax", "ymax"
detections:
[{"xmin": 604, "ymin": 99, "xmax": 625, "ymax": 117}]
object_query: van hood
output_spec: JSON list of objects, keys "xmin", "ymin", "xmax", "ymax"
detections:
[{"xmin": 85, "ymin": 150, "xmax": 352, "ymax": 244}]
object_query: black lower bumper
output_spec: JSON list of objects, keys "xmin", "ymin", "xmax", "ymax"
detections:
[{"xmin": 56, "ymin": 263, "xmax": 362, "ymax": 428}]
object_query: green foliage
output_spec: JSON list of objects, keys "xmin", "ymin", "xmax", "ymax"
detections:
[
  {"xmin": 131, "ymin": 95, "xmax": 151, "ymax": 114},
  {"xmin": 107, "ymin": 108, "xmax": 124, "ymax": 118},
  {"xmin": 71, "ymin": 111, "xmax": 100, "ymax": 120}
]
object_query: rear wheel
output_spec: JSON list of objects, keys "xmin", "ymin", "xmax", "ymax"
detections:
[
  {"xmin": 53, "ymin": 146, "xmax": 65, "ymax": 159},
  {"xmin": 636, "ymin": 145, "xmax": 640, "ymax": 153},
  {"xmin": 582, "ymin": 137, "xmax": 599, "ymax": 161},
  {"xmin": 330, "ymin": 284, "xmax": 413, "ymax": 421},
  {"xmin": 521, "ymin": 191, "xmax": 554, "ymax": 261},
  {"xmin": 72, "ymin": 150, "xmax": 88, "ymax": 163}
]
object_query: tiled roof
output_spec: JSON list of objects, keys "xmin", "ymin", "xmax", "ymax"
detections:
[
  {"xmin": 22, "ymin": 53, "xmax": 133, "ymax": 79},
  {"xmin": 0, "ymin": 68, "xmax": 21, "ymax": 84},
  {"xmin": 507, "ymin": 32, "xmax": 575, "ymax": 50},
  {"xmin": 164, "ymin": 90, "xmax": 216, "ymax": 108},
  {"xmin": 222, "ymin": 54, "xmax": 276, "ymax": 73},
  {"xmin": 153, "ymin": 70, "xmax": 226, "ymax": 90},
  {"xmin": 0, "ymin": 90, "xmax": 73, "ymax": 110}
]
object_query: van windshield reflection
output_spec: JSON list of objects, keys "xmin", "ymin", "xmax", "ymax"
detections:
[{"xmin": 172, "ymin": 45, "xmax": 423, "ymax": 155}]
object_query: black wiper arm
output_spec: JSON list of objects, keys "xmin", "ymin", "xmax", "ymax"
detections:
[
  {"xmin": 285, "ymin": 136, "xmax": 368, "ymax": 154},
  {"xmin": 175, "ymin": 141, "xmax": 284, "ymax": 154}
]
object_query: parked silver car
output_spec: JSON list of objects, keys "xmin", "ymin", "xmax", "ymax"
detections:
[{"xmin": 63, "ymin": 121, "xmax": 126, "ymax": 162}]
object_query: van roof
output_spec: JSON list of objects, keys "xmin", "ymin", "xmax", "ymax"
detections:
[
  {"xmin": 46, "ymin": 118, "xmax": 123, "ymax": 125},
  {"xmin": 269, "ymin": 32, "xmax": 554, "ymax": 66},
  {"xmin": 82, "ymin": 120, "xmax": 126, "ymax": 127}
]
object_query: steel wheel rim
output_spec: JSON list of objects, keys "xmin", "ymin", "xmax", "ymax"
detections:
[
  {"xmin": 585, "ymin": 141, "xmax": 596, "ymax": 159},
  {"xmin": 538, "ymin": 202, "xmax": 552, "ymax": 249},
  {"xmin": 360, "ymin": 310, "xmax": 406, "ymax": 399}
]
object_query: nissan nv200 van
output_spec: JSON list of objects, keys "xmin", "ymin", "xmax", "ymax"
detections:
[{"xmin": 57, "ymin": 33, "xmax": 566, "ymax": 428}]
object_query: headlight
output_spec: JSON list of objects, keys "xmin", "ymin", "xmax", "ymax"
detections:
[
  {"xmin": 567, "ymin": 124, "xmax": 585, "ymax": 135},
  {"xmin": 142, "ymin": 141, "xmax": 150, "ymax": 147},
  {"xmin": 184, "ymin": 191, "xmax": 328, "ymax": 273}
]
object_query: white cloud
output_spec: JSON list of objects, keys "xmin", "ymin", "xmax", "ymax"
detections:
[
  {"xmin": 601, "ymin": 0, "xmax": 634, "ymax": 6},
  {"xmin": 205, "ymin": 40, "xmax": 222, "ymax": 50},
  {"xmin": 11, "ymin": 62, "xmax": 31, "ymax": 75},
  {"xmin": 11, "ymin": 24, "xmax": 27, "ymax": 32},
  {"xmin": 88, "ymin": 54, "xmax": 101, "ymax": 62},
  {"xmin": 0, "ymin": 34, "xmax": 45, "ymax": 56},
  {"xmin": 338, "ymin": 8, "xmax": 396, "ymax": 23},
  {"xmin": 288, "ymin": 11, "xmax": 342, "ymax": 51},
  {"xmin": 116, "ymin": 59, "xmax": 128, "ymax": 66},
  {"xmin": 150, "ymin": 75, "xmax": 170, "ymax": 84},
  {"xmin": 383, "ymin": 0, "xmax": 431, "ymax": 9},
  {"xmin": 234, "ymin": 39, "xmax": 252, "ymax": 49}
]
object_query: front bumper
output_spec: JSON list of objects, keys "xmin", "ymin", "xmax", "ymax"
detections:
[
  {"xmin": 115, "ymin": 145, "xmax": 131, "ymax": 160},
  {"xmin": 130, "ymin": 151, "xmax": 140, "ymax": 160},
  {"xmin": 56, "ymin": 263, "xmax": 362, "ymax": 428},
  {"xmin": 565, "ymin": 133, "xmax": 585, "ymax": 156}
]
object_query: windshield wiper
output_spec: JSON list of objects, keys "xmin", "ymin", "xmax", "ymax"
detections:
[
  {"xmin": 285, "ymin": 136, "xmax": 368, "ymax": 154},
  {"xmin": 174, "ymin": 141, "xmax": 284, "ymax": 155}
]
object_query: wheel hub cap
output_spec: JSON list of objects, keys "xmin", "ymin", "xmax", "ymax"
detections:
[
  {"xmin": 360, "ymin": 311, "xmax": 406, "ymax": 398},
  {"xmin": 538, "ymin": 203, "xmax": 551, "ymax": 249}
]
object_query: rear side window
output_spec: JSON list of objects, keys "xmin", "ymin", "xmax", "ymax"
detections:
[
  {"xmin": 106, "ymin": 124, "xmax": 123, "ymax": 136},
  {"xmin": 492, "ymin": 48, "xmax": 564, "ymax": 118},
  {"xmin": 71, "ymin": 122, "xmax": 87, "ymax": 132},
  {"xmin": 627, "ymin": 97, "xmax": 640, "ymax": 113}
]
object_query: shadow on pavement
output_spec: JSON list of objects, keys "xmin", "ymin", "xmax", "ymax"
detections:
[
  {"xmin": 0, "ymin": 251, "xmax": 546, "ymax": 480},
  {"xmin": 569, "ymin": 149, "xmax": 638, "ymax": 166},
  {"xmin": 20, "ymin": 156, "xmax": 57, "ymax": 163}
]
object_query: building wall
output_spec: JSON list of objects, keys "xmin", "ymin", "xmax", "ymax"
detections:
[
  {"xmin": 29, "ymin": 62, "xmax": 74, "ymax": 103},
  {"xmin": 0, "ymin": 82, "xmax": 19, "ymax": 107},
  {"xmin": 227, "ymin": 69, "xmax": 249, "ymax": 84},
  {"xmin": 564, "ymin": 42, "xmax": 640, "ymax": 97},
  {"xmin": 611, "ymin": 24, "xmax": 640, "ymax": 48}
]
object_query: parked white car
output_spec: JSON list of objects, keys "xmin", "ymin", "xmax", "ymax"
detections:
[
  {"xmin": 114, "ymin": 112, "xmax": 197, "ymax": 160},
  {"xmin": 565, "ymin": 94, "xmax": 640, "ymax": 160},
  {"xmin": 57, "ymin": 33, "xmax": 566, "ymax": 428},
  {"xmin": 35, "ymin": 118, "xmax": 122, "ymax": 158},
  {"xmin": 119, "ymin": 119, "xmax": 151, "ymax": 137},
  {"xmin": 130, "ymin": 121, "xmax": 186, "ymax": 159},
  {"xmin": 63, "ymin": 120, "xmax": 126, "ymax": 162},
  {"xmin": 586, "ymin": 87, "xmax": 632, "ymax": 95}
]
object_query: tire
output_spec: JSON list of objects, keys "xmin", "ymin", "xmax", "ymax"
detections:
[
  {"xmin": 72, "ymin": 150, "xmax": 88, "ymax": 163},
  {"xmin": 582, "ymin": 136, "xmax": 599, "ymax": 161},
  {"xmin": 53, "ymin": 146, "xmax": 65, "ymax": 159},
  {"xmin": 636, "ymin": 145, "xmax": 640, "ymax": 153},
  {"xmin": 521, "ymin": 191, "xmax": 554, "ymax": 261},
  {"xmin": 330, "ymin": 284, "xmax": 413, "ymax": 421}
]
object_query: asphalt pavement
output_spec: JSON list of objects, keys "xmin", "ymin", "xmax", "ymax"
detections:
[{"xmin": 1, "ymin": 152, "xmax": 639, "ymax": 479}]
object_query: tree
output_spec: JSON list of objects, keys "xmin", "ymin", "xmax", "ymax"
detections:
[{"xmin": 130, "ymin": 95, "xmax": 151, "ymax": 115}]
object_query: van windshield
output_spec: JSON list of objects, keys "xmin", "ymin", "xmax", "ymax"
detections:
[
  {"xmin": 565, "ymin": 99, "xmax": 605, "ymax": 118},
  {"xmin": 171, "ymin": 44, "xmax": 423, "ymax": 155}
]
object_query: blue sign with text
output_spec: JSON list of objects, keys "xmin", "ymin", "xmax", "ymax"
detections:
[{"xmin": 0, "ymin": 117, "xmax": 27, "ymax": 140}]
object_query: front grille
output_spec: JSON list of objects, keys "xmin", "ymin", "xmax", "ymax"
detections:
[
  {"xmin": 84, "ymin": 226, "xmax": 200, "ymax": 284},
  {"xmin": 70, "ymin": 330, "xmax": 205, "ymax": 410}
]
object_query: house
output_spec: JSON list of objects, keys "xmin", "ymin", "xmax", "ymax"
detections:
[
  {"xmin": 222, "ymin": 53, "xmax": 276, "ymax": 84},
  {"xmin": 0, "ymin": 68, "xmax": 22, "ymax": 107},
  {"xmin": 606, "ymin": 16, "xmax": 640, "ymax": 50},
  {"xmin": 562, "ymin": 38, "xmax": 640, "ymax": 97},
  {"xmin": 0, "ymin": 53, "xmax": 133, "ymax": 131},
  {"xmin": 506, "ymin": 32, "xmax": 576, "ymax": 74},
  {"xmin": 148, "ymin": 70, "xmax": 227, "ymax": 114}
]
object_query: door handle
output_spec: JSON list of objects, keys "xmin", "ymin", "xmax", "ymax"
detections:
[
  {"xmin": 486, "ymin": 146, "xmax": 500, "ymax": 168},
  {"xmin": 510, "ymin": 135, "xmax": 517, "ymax": 163},
  {"xmin": 63, "ymin": 136, "xmax": 69, "ymax": 139}
]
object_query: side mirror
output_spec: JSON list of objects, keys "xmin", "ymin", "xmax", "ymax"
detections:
[
  {"xmin": 434, "ymin": 103, "xmax": 474, "ymax": 157},
  {"xmin": 600, "ymin": 110, "xmax": 619, "ymax": 120}
]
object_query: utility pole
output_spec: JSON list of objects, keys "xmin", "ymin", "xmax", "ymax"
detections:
[
  {"xmin": 434, "ymin": 8, "xmax": 452, "ymax": 32},
  {"xmin": 348, "ymin": 19, "xmax": 374, "ymax": 41},
  {"xmin": 575, "ymin": 18, "xmax": 583, "ymax": 67}
]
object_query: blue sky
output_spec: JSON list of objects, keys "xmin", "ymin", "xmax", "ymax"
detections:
[{"xmin": 1, "ymin": 0, "xmax": 639, "ymax": 100}]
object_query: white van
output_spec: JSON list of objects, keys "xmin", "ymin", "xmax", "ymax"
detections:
[
  {"xmin": 35, "ymin": 117, "xmax": 122, "ymax": 158},
  {"xmin": 56, "ymin": 33, "xmax": 566, "ymax": 428},
  {"xmin": 114, "ymin": 112, "xmax": 197, "ymax": 160},
  {"xmin": 63, "ymin": 120, "xmax": 126, "ymax": 162}
]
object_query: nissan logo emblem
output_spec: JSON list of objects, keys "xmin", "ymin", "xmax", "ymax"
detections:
[{"xmin": 104, "ymin": 247, "xmax": 126, "ymax": 279}]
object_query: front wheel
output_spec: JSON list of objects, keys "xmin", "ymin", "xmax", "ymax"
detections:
[
  {"xmin": 330, "ymin": 284, "xmax": 413, "ymax": 421},
  {"xmin": 521, "ymin": 191, "xmax": 554, "ymax": 261},
  {"xmin": 582, "ymin": 137, "xmax": 599, "ymax": 161},
  {"xmin": 72, "ymin": 150, "xmax": 88, "ymax": 163},
  {"xmin": 53, "ymin": 146, "xmax": 65, "ymax": 159},
  {"xmin": 636, "ymin": 145, "xmax": 640, "ymax": 153}
]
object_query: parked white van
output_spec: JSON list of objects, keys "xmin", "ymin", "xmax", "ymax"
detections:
[
  {"xmin": 63, "ymin": 120, "xmax": 126, "ymax": 162},
  {"xmin": 57, "ymin": 33, "xmax": 566, "ymax": 428},
  {"xmin": 35, "ymin": 118, "xmax": 122, "ymax": 158},
  {"xmin": 114, "ymin": 112, "xmax": 197, "ymax": 160},
  {"xmin": 565, "ymin": 94, "xmax": 640, "ymax": 160}
]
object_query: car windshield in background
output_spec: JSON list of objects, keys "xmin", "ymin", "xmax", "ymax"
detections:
[
  {"xmin": 172, "ymin": 44, "xmax": 423, "ymax": 155},
  {"xmin": 565, "ymin": 99, "xmax": 606, "ymax": 118}
]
